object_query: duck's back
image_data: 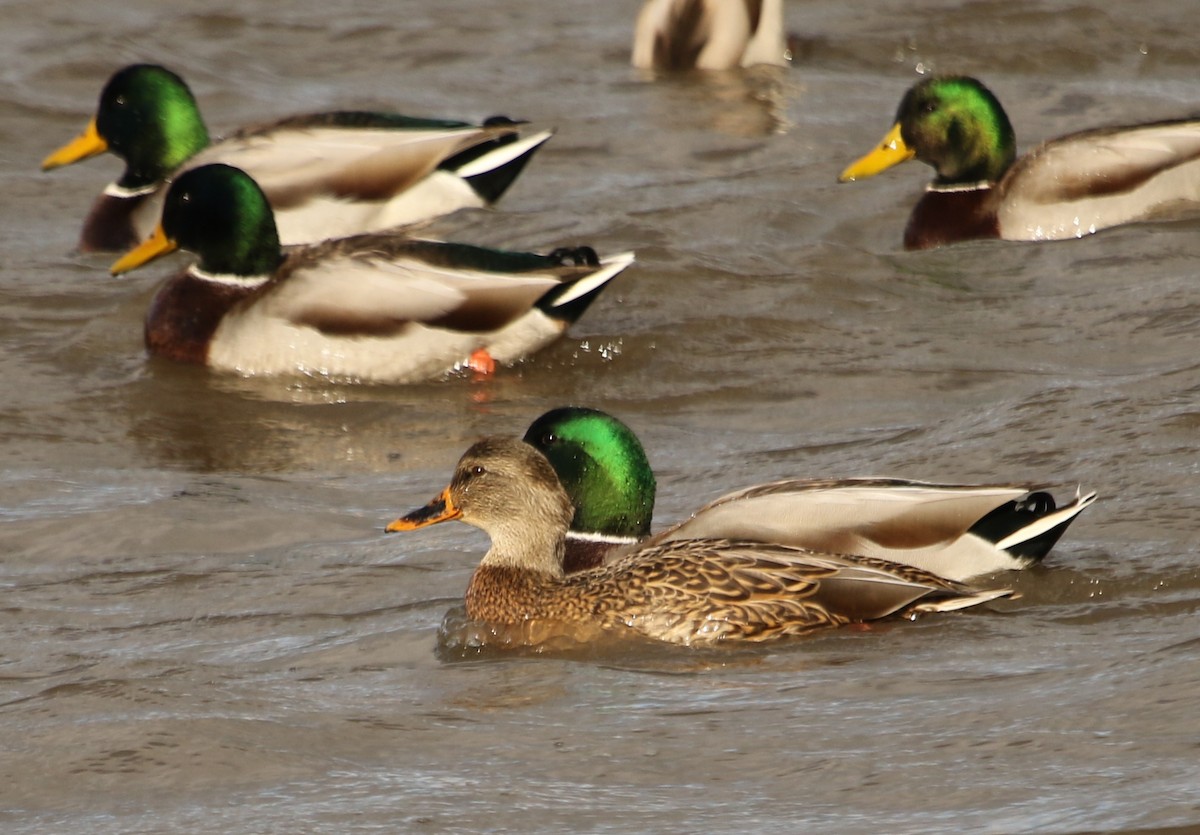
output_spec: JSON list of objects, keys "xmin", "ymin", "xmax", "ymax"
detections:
[{"xmin": 996, "ymin": 119, "xmax": 1200, "ymax": 241}]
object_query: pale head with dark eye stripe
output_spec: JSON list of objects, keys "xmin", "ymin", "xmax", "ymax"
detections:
[{"xmin": 389, "ymin": 437, "xmax": 575, "ymax": 578}]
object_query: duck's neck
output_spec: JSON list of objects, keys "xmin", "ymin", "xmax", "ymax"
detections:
[
  {"xmin": 480, "ymin": 521, "xmax": 567, "ymax": 579},
  {"xmin": 934, "ymin": 157, "xmax": 1008, "ymax": 189},
  {"xmin": 190, "ymin": 266, "xmax": 272, "ymax": 289},
  {"xmin": 195, "ymin": 229, "xmax": 284, "ymax": 279},
  {"xmin": 930, "ymin": 116, "xmax": 1014, "ymax": 187},
  {"xmin": 570, "ymin": 471, "xmax": 653, "ymax": 541},
  {"xmin": 562, "ymin": 531, "xmax": 636, "ymax": 574}
]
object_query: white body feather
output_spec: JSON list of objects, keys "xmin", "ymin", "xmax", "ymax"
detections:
[
  {"xmin": 998, "ymin": 121, "xmax": 1200, "ymax": 240},
  {"xmin": 204, "ymin": 251, "xmax": 634, "ymax": 383},
  {"xmin": 129, "ymin": 127, "xmax": 553, "ymax": 246},
  {"xmin": 655, "ymin": 480, "xmax": 1097, "ymax": 581}
]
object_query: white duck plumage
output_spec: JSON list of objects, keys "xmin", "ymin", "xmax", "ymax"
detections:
[
  {"xmin": 523, "ymin": 407, "xmax": 1095, "ymax": 581},
  {"xmin": 110, "ymin": 164, "xmax": 632, "ymax": 384},
  {"xmin": 42, "ymin": 64, "xmax": 551, "ymax": 251}
]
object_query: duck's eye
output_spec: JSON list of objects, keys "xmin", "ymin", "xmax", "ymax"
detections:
[
  {"xmin": 114, "ymin": 95, "xmax": 126, "ymax": 107},
  {"xmin": 471, "ymin": 465, "xmax": 485, "ymax": 476}
]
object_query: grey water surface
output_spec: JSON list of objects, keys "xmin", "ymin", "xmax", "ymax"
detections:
[{"xmin": 2, "ymin": 0, "xmax": 1200, "ymax": 832}]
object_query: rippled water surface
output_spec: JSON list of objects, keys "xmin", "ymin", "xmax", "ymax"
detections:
[{"xmin": 4, "ymin": 0, "xmax": 1200, "ymax": 832}]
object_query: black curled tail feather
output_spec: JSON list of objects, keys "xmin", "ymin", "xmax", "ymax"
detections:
[
  {"xmin": 440, "ymin": 123, "xmax": 549, "ymax": 205},
  {"xmin": 534, "ymin": 251, "xmax": 631, "ymax": 325},
  {"xmin": 968, "ymin": 491, "xmax": 1074, "ymax": 562},
  {"xmin": 548, "ymin": 246, "xmax": 600, "ymax": 267},
  {"xmin": 439, "ymin": 132, "xmax": 517, "ymax": 173}
]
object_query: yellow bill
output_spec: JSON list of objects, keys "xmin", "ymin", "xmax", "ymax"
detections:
[
  {"xmin": 42, "ymin": 119, "xmax": 108, "ymax": 171},
  {"xmin": 385, "ymin": 488, "xmax": 461, "ymax": 532},
  {"xmin": 110, "ymin": 224, "xmax": 178, "ymax": 276},
  {"xmin": 839, "ymin": 123, "xmax": 915, "ymax": 182}
]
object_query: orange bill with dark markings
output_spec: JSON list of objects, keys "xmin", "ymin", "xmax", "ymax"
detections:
[{"xmin": 385, "ymin": 488, "xmax": 461, "ymax": 532}]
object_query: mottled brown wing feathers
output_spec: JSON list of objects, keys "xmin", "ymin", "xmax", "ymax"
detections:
[{"xmin": 467, "ymin": 540, "xmax": 1006, "ymax": 646}]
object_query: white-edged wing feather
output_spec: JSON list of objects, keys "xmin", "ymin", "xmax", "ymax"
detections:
[
  {"xmin": 201, "ymin": 248, "xmax": 630, "ymax": 383},
  {"xmin": 652, "ymin": 479, "xmax": 1055, "ymax": 582},
  {"xmin": 659, "ymin": 479, "xmax": 1030, "ymax": 544},
  {"xmin": 190, "ymin": 126, "xmax": 487, "ymax": 200},
  {"xmin": 999, "ymin": 120, "xmax": 1200, "ymax": 240},
  {"xmin": 180, "ymin": 126, "xmax": 508, "ymax": 244},
  {"xmin": 254, "ymin": 252, "xmax": 562, "ymax": 329}
]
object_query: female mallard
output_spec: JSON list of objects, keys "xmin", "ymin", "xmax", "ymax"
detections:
[
  {"xmin": 109, "ymin": 164, "xmax": 632, "ymax": 384},
  {"xmin": 838, "ymin": 75, "xmax": 1200, "ymax": 250},
  {"xmin": 523, "ymin": 406, "xmax": 1095, "ymax": 580},
  {"xmin": 632, "ymin": 0, "xmax": 789, "ymax": 71},
  {"xmin": 42, "ymin": 64, "xmax": 551, "ymax": 252},
  {"xmin": 386, "ymin": 437, "xmax": 1014, "ymax": 647}
]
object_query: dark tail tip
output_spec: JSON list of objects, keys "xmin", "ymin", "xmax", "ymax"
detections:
[
  {"xmin": 968, "ymin": 491, "xmax": 1072, "ymax": 562},
  {"xmin": 547, "ymin": 246, "xmax": 600, "ymax": 267},
  {"xmin": 535, "ymin": 256, "xmax": 614, "ymax": 325},
  {"xmin": 481, "ymin": 115, "xmax": 527, "ymax": 128},
  {"xmin": 440, "ymin": 125, "xmax": 547, "ymax": 205}
]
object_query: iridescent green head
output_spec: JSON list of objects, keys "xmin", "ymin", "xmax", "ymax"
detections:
[
  {"xmin": 895, "ymin": 76, "xmax": 1016, "ymax": 184},
  {"xmin": 523, "ymin": 407, "xmax": 656, "ymax": 540},
  {"xmin": 161, "ymin": 164, "xmax": 282, "ymax": 277},
  {"xmin": 96, "ymin": 64, "xmax": 211, "ymax": 188}
]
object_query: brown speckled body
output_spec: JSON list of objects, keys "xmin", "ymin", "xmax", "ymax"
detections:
[
  {"xmin": 393, "ymin": 438, "xmax": 1015, "ymax": 648},
  {"xmin": 468, "ymin": 537, "xmax": 1003, "ymax": 646}
]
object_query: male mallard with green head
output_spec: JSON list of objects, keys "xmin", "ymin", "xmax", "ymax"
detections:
[
  {"xmin": 839, "ymin": 75, "xmax": 1200, "ymax": 250},
  {"xmin": 387, "ymin": 437, "xmax": 1014, "ymax": 647},
  {"xmin": 523, "ymin": 406, "xmax": 1095, "ymax": 580},
  {"xmin": 43, "ymin": 64, "xmax": 551, "ymax": 252},
  {"xmin": 110, "ymin": 164, "xmax": 632, "ymax": 383}
]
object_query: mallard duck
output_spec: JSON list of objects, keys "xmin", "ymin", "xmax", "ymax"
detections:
[
  {"xmin": 108, "ymin": 164, "xmax": 633, "ymax": 383},
  {"xmin": 523, "ymin": 406, "xmax": 1095, "ymax": 580},
  {"xmin": 631, "ymin": 0, "xmax": 789, "ymax": 71},
  {"xmin": 42, "ymin": 64, "xmax": 552, "ymax": 252},
  {"xmin": 838, "ymin": 75, "xmax": 1200, "ymax": 250},
  {"xmin": 386, "ymin": 437, "xmax": 1014, "ymax": 647}
]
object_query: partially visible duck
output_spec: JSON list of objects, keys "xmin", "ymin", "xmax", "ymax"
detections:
[
  {"xmin": 632, "ymin": 0, "xmax": 789, "ymax": 71},
  {"xmin": 839, "ymin": 75, "xmax": 1200, "ymax": 250},
  {"xmin": 43, "ymin": 64, "xmax": 551, "ymax": 251},
  {"xmin": 109, "ymin": 164, "xmax": 632, "ymax": 384},
  {"xmin": 386, "ymin": 437, "xmax": 1015, "ymax": 648},
  {"xmin": 523, "ymin": 406, "xmax": 1095, "ymax": 580}
]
